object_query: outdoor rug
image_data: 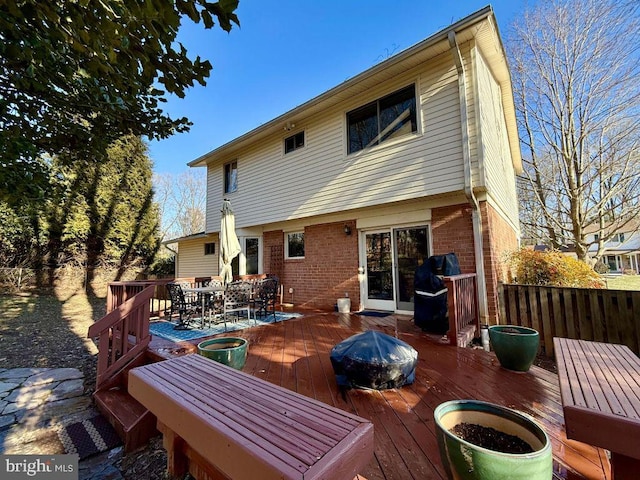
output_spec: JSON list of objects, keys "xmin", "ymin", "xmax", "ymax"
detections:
[
  {"xmin": 357, "ymin": 311, "xmax": 392, "ymax": 317},
  {"xmin": 150, "ymin": 312, "xmax": 302, "ymax": 342},
  {"xmin": 58, "ymin": 415, "xmax": 121, "ymax": 460}
]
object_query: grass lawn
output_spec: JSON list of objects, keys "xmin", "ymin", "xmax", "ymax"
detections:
[{"xmin": 602, "ymin": 274, "xmax": 640, "ymax": 291}]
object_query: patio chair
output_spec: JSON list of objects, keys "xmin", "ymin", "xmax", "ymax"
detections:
[
  {"xmin": 202, "ymin": 278, "xmax": 225, "ymax": 326},
  {"xmin": 223, "ymin": 281, "xmax": 253, "ymax": 326},
  {"xmin": 252, "ymin": 277, "xmax": 279, "ymax": 321},
  {"xmin": 166, "ymin": 282, "xmax": 200, "ymax": 330}
]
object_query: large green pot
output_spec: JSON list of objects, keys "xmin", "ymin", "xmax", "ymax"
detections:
[
  {"xmin": 434, "ymin": 400, "xmax": 552, "ymax": 480},
  {"xmin": 489, "ymin": 325, "xmax": 539, "ymax": 372},
  {"xmin": 197, "ymin": 337, "xmax": 248, "ymax": 370}
]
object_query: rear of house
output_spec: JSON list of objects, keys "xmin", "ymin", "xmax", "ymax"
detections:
[{"xmin": 170, "ymin": 7, "xmax": 521, "ymax": 323}]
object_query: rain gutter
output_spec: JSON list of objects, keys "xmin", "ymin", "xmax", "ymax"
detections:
[{"xmin": 448, "ymin": 31, "xmax": 489, "ymax": 324}]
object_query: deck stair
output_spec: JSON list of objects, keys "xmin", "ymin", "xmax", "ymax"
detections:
[
  {"xmin": 94, "ymin": 383, "xmax": 157, "ymax": 452},
  {"xmin": 88, "ymin": 286, "xmax": 159, "ymax": 451}
]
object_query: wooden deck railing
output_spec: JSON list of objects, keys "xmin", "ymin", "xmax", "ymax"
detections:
[
  {"xmin": 88, "ymin": 285, "xmax": 155, "ymax": 390},
  {"xmin": 444, "ymin": 273, "xmax": 479, "ymax": 346},
  {"xmin": 498, "ymin": 283, "xmax": 640, "ymax": 357},
  {"xmin": 107, "ymin": 277, "xmax": 216, "ymax": 316}
]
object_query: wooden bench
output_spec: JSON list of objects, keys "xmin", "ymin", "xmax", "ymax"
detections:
[
  {"xmin": 554, "ymin": 337, "xmax": 640, "ymax": 479},
  {"xmin": 128, "ymin": 354, "xmax": 374, "ymax": 480}
]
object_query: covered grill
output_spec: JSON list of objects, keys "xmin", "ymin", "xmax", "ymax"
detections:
[{"xmin": 414, "ymin": 257, "xmax": 450, "ymax": 334}]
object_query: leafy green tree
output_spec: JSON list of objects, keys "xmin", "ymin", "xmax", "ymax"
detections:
[
  {"xmin": 0, "ymin": 0, "xmax": 239, "ymax": 203},
  {"xmin": 0, "ymin": 201, "xmax": 36, "ymax": 267}
]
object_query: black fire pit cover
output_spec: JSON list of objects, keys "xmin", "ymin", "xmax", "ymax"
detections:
[{"xmin": 330, "ymin": 330, "xmax": 418, "ymax": 390}]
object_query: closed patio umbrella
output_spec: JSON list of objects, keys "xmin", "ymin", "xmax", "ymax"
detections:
[{"xmin": 220, "ymin": 199, "xmax": 241, "ymax": 284}]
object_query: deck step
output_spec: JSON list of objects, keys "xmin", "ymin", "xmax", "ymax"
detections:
[{"xmin": 94, "ymin": 386, "xmax": 157, "ymax": 452}]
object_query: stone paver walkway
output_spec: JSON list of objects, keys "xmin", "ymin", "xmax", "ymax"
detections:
[{"xmin": 0, "ymin": 367, "xmax": 124, "ymax": 479}]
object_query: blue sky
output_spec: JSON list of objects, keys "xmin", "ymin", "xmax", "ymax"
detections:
[{"xmin": 149, "ymin": 1, "xmax": 529, "ymax": 175}]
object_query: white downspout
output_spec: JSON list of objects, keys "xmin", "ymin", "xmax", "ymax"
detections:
[{"xmin": 448, "ymin": 31, "xmax": 489, "ymax": 325}]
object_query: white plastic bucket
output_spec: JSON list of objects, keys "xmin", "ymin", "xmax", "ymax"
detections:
[{"xmin": 337, "ymin": 298, "xmax": 351, "ymax": 313}]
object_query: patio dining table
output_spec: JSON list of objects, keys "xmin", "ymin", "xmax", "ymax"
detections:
[{"xmin": 183, "ymin": 285, "xmax": 225, "ymax": 327}]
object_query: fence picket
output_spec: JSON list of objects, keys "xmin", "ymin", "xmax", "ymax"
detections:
[
  {"xmin": 563, "ymin": 289, "xmax": 577, "ymax": 338},
  {"xmin": 538, "ymin": 287, "xmax": 553, "ymax": 356},
  {"xmin": 589, "ymin": 290, "xmax": 605, "ymax": 342}
]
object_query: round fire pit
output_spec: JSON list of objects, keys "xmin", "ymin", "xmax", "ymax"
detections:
[{"xmin": 330, "ymin": 330, "xmax": 418, "ymax": 390}]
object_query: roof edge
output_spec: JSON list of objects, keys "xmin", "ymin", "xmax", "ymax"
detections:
[
  {"xmin": 161, "ymin": 231, "xmax": 208, "ymax": 245},
  {"xmin": 188, "ymin": 5, "xmax": 494, "ymax": 167}
]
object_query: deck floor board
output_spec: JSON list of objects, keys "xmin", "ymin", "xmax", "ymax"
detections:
[{"xmin": 149, "ymin": 311, "xmax": 609, "ymax": 480}]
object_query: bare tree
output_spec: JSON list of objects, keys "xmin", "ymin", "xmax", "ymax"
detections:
[
  {"xmin": 154, "ymin": 169, "xmax": 206, "ymax": 241},
  {"xmin": 508, "ymin": 0, "xmax": 640, "ymax": 262}
]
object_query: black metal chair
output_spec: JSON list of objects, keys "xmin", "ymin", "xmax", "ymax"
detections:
[
  {"xmin": 202, "ymin": 278, "xmax": 225, "ymax": 327},
  {"xmin": 252, "ymin": 277, "xmax": 279, "ymax": 321},
  {"xmin": 166, "ymin": 282, "xmax": 200, "ymax": 330},
  {"xmin": 223, "ymin": 281, "xmax": 253, "ymax": 327}
]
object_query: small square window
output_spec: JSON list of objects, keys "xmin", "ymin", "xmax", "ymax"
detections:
[
  {"xmin": 204, "ymin": 242, "xmax": 216, "ymax": 255},
  {"xmin": 284, "ymin": 131, "xmax": 305, "ymax": 154},
  {"xmin": 285, "ymin": 232, "xmax": 304, "ymax": 258},
  {"xmin": 224, "ymin": 160, "xmax": 238, "ymax": 193}
]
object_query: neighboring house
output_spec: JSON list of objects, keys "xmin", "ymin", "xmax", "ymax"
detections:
[
  {"xmin": 168, "ymin": 6, "xmax": 522, "ymax": 323},
  {"xmin": 585, "ymin": 221, "xmax": 640, "ymax": 274}
]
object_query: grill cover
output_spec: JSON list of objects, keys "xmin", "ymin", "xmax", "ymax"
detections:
[
  {"xmin": 414, "ymin": 260, "xmax": 448, "ymax": 334},
  {"xmin": 330, "ymin": 331, "xmax": 418, "ymax": 390},
  {"xmin": 429, "ymin": 253, "xmax": 461, "ymax": 276}
]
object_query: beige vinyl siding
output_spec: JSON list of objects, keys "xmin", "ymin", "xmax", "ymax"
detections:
[
  {"xmin": 206, "ymin": 52, "xmax": 467, "ymax": 231},
  {"xmin": 475, "ymin": 49, "xmax": 519, "ymax": 228},
  {"xmin": 177, "ymin": 237, "xmax": 219, "ymax": 278}
]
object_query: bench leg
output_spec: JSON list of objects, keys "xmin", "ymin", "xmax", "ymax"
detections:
[
  {"xmin": 158, "ymin": 421, "xmax": 188, "ymax": 478},
  {"xmin": 611, "ymin": 452, "xmax": 640, "ymax": 480}
]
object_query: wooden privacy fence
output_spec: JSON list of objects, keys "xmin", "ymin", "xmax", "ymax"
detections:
[{"xmin": 499, "ymin": 283, "xmax": 640, "ymax": 357}]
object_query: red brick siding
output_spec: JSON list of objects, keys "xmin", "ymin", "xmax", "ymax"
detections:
[
  {"xmin": 431, "ymin": 204, "xmax": 476, "ymax": 273},
  {"xmin": 264, "ymin": 221, "xmax": 359, "ymax": 310},
  {"xmin": 482, "ymin": 202, "xmax": 519, "ymax": 324},
  {"xmin": 264, "ymin": 204, "xmax": 517, "ymax": 318},
  {"xmin": 431, "ymin": 202, "xmax": 518, "ymax": 324}
]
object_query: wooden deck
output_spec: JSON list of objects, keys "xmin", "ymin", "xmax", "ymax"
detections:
[{"xmin": 147, "ymin": 311, "xmax": 610, "ymax": 480}]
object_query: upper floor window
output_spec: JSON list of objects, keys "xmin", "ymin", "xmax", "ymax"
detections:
[
  {"xmin": 204, "ymin": 242, "xmax": 216, "ymax": 255},
  {"xmin": 347, "ymin": 84, "xmax": 417, "ymax": 154},
  {"xmin": 285, "ymin": 232, "xmax": 304, "ymax": 259},
  {"xmin": 613, "ymin": 233, "xmax": 625, "ymax": 243},
  {"xmin": 224, "ymin": 160, "xmax": 238, "ymax": 194},
  {"xmin": 285, "ymin": 131, "xmax": 305, "ymax": 154}
]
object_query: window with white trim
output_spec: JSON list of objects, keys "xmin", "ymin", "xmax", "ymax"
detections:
[
  {"xmin": 347, "ymin": 84, "xmax": 417, "ymax": 154},
  {"xmin": 285, "ymin": 232, "xmax": 304, "ymax": 259},
  {"xmin": 224, "ymin": 160, "xmax": 238, "ymax": 194},
  {"xmin": 284, "ymin": 131, "xmax": 304, "ymax": 154}
]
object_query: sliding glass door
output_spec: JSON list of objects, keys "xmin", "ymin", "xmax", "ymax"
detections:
[{"xmin": 361, "ymin": 226, "xmax": 429, "ymax": 312}]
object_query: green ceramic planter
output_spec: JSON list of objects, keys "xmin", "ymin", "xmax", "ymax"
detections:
[
  {"xmin": 489, "ymin": 325, "xmax": 539, "ymax": 372},
  {"xmin": 197, "ymin": 337, "xmax": 248, "ymax": 370},
  {"xmin": 434, "ymin": 400, "xmax": 552, "ymax": 480}
]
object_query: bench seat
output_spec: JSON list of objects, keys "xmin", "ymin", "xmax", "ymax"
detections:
[
  {"xmin": 128, "ymin": 354, "xmax": 374, "ymax": 480},
  {"xmin": 554, "ymin": 337, "xmax": 640, "ymax": 479}
]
